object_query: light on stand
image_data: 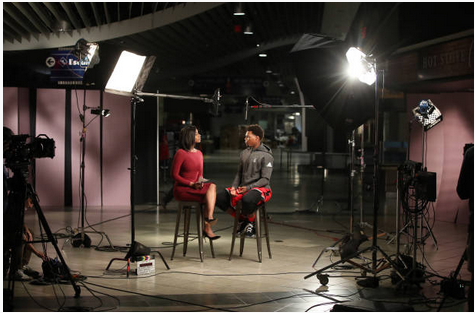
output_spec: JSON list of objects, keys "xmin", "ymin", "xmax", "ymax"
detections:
[
  {"xmin": 90, "ymin": 108, "xmax": 111, "ymax": 117},
  {"xmin": 346, "ymin": 47, "xmax": 376, "ymax": 86},
  {"xmin": 305, "ymin": 46, "xmax": 405, "ymax": 287},
  {"xmin": 412, "ymin": 99, "xmax": 443, "ymax": 131},
  {"xmin": 104, "ymin": 50, "xmax": 170, "ymax": 273},
  {"xmin": 73, "ymin": 38, "xmax": 100, "ymax": 69},
  {"xmin": 105, "ymin": 51, "xmax": 156, "ymax": 96}
]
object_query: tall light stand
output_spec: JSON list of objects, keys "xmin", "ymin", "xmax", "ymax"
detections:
[
  {"xmin": 77, "ymin": 90, "xmax": 114, "ymax": 248},
  {"xmin": 129, "ymin": 95, "xmax": 143, "ymax": 244},
  {"xmin": 305, "ymin": 54, "xmax": 404, "ymax": 286},
  {"xmin": 370, "ymin": 63, "xmax": 381, "ymax": 275}
]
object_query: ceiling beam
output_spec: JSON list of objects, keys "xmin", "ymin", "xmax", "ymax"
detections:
[
  {"xmin": 74, "ymin": 3, "xmax": 91, "ymax": 29},
  {"xmin": 3, "ymin": 14, "xmax": 31, "ymax": 40},
  {"xmin": 90, "ymin": 2, "xmax": 102, "ymax": 26},
  {"xmin": 12, "ymin": 3, "xmax": 50, "ymax": 36},
  {"xmin": 60, "ymin": 2, "xmax": 82, "ymax": 30},
  {"xmin": 3, "ymin": 3, "xmax": 39, "ymax": 40},
  {"xmin": 29, "ymin": 2, "xmax": 55, "ymax": 31},
  {"xmin": 103, "ymin": 3, "xmax": 111, "ymax": 24},
  {"xmin": 4, "ymin": 2, "xmax": 224, "ymax": 51},
  {"xmin": 42, "ymin": 2, "xmax": 64, "ymax": 27}
]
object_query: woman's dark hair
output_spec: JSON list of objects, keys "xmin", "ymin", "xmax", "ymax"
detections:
[
  {"xmin": 247, "ymin": 124, "xmax": 264, "ymax": 140},
  {"xmin": 179, "ymin": 125, "xmax": 197, "ymax": 151}
]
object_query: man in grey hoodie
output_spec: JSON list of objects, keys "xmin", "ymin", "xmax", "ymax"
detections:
[{"xmin": 215, "ymin": 124, "xmax": 273, "ymax": 237}]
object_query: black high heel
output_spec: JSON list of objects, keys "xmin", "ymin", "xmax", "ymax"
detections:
[{"xmin": 202, "ymin": 231, "xmax": 221, "ymax": 241}]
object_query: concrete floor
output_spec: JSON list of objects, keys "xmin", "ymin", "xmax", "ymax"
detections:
[{"xmin": 4, "ymin": 149, "xmax": 472, "ymax": 311}]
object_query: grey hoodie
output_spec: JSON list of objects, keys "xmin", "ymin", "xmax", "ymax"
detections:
[{"xmin": 232, "ymin": 143, "xmax": 274, "ymax": 190}]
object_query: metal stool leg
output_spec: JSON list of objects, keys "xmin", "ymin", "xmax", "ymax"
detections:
[
  {"xmin": 183, "ymin": 207, "xmax": 191, "ymax": 256},
  {"xmin": 196, "ymin": 204, "xmax": 204, "ymax": 262},
  {"xmin": 262, "ymin": 205, "xmax": 272, "ymax": 259},
  {"xmin": 171, "ymin": 203, "xmax": 182, "ymax": 260},
  {"xmin": 256, "ymin": 206, "xmax": 262, "ymax": 263}
]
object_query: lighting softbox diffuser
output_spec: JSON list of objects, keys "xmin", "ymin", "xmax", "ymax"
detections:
[{"xmin": 291, "ymin": 35, "xmax": 374, "ymax": 132}]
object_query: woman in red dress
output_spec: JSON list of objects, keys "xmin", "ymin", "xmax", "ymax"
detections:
[{"xmin": 171, "ymin": 125, "xmax": 220, "ymax": 240}]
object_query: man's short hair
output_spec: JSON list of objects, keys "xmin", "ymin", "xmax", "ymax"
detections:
[{"xmin": 247, "ymin": 124, "xmax": 264, "ymax": 140}]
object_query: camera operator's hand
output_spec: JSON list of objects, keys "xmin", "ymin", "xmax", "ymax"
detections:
[{"xmin": 25, "ymin": 197, "xmax": 33, "ymax": 210}]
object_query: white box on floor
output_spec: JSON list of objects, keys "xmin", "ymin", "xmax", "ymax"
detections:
[{"xmin": 135, "ymin": 255, "xmax": 155, "ymax": 276}]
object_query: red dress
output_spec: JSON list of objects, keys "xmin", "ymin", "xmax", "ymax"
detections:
[{"xmin": 171, "ymin": 149, "xmax": 211, "ymax": 202}]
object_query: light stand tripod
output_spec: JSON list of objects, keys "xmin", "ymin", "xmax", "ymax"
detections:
[
  {"xmin": 76, "ymin": 89, "xmax": 114, "ymax": 248},
  {"xmin": 305, "ymin": 61, "xmax": 404, "ymax": 286},
  {"xmin": 105, "ymin": 96, "xmax": 170, "ymax": 274}
]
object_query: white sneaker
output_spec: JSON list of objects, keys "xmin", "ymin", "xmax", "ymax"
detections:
[
  {"xmin": 245, "ymin": 222, "xmax": 256, "ymax": 238},
  {"xmin": 14, "ymin": 269, "xmax": 32, "ymax": 281}
]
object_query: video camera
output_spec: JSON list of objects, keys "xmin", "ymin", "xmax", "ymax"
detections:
[{"xmin": 4, "ymin": 134, "xmax": 55, "ymax": 170}]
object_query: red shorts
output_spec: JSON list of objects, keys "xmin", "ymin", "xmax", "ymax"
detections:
[{"xmin": 225, "ymin": 187, "xmax": 272, "ymax": 208}]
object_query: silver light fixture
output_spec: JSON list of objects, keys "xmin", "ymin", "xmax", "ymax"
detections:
[
  {"xmin": 412, "ymin": 99, "xmax": 443, "ymax": 131},
  {"xmin": 346, "ymin": 47, "xmax": 376, "ymax": 86}
]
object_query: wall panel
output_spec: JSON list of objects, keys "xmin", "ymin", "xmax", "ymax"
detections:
[{"xmin": 407, "ymin": 92, "xmax": 474, "ymax": 224}]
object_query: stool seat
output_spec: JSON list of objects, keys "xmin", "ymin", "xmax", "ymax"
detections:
[
  {"xmin": 229, "ymin": 202, "xmax": 272, "ymax": 262},
  {"xmin": 171, "ymin": 201, "xmax": 215, "ymax": 262}
]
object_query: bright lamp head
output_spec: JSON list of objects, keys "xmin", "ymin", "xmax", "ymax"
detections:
[
  {"xmin": 346, "ymin": 47, "xmax": 376, "ymax": 85},
  {"xmin": 105, "ymin": 51, "xmax": 156, "ymax": 96},
  {"xmin": 91, "ymin": 108, "xmax": 110, "ymax": 117},
  {"xmin": 73, "ymin": 38, "xmax": 100, "ymax": 69},
  {"xmin": 412, "ymin": 99, "xmax": 443, "ymax": 131}
]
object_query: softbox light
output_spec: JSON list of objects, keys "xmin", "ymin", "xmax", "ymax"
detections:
[
  {"xmin": 291, "ymin": 35, "xmax": 374, "ymax": 131},
  {"xmin": 105, "ymin": 51, "xmax": 156, "ymax": 97}
]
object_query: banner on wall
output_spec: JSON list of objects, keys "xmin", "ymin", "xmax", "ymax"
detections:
[{"xmin": 45, "ymin": 48, "xmax": 90, "ymax": 86}]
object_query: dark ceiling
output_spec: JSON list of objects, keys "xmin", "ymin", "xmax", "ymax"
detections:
[{"xmin": 3, "ymin": 2, "xmax": 474, "ymax": 107}]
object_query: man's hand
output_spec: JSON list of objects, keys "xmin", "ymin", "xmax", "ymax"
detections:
[
  {"xmin": 237, "ymin": 186, "xmax": 248, "ymax": 194},
  {"xmin": 230, "ymin": 187, "xmax": 237, "ymax": 196}
]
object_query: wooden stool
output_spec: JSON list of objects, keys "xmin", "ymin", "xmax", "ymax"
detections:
[
  {"xmin": 171, "ymin": 201, "xmax": 215, "ymax": 262},
  {"xmin": 229, "ymin": 202, "xmax": 272, "ymax": 262}
]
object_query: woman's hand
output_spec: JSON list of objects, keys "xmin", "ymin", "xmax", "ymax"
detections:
[{"xmin": 189, "ymin": 181, "xmax": 203, "ymax": 189}]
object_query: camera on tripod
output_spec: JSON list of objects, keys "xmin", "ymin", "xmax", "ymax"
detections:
[{"xmin": 4, "ymin": 134, "xmax": 55, "ymax": 170}]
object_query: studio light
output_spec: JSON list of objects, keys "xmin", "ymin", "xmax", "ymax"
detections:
[
  {"xmin": 346, "ymin": 47, "xmax": 376, "ymax": 86},
  {"xmin": 244, "ymin": 24, "xmax": 253, "ymax": 35},
  {"xmin": 412, "ymin": 99, "xmax": 443, "ymax": 131},
  {"xmin": 90, "ymin": 108, "xmax": 111, "ymax": 117},
  {"xmin": 233, "ymin": 3, "xmax": 245, "ymax": 15},
  {"xmin": 73, "ymin": 38, "xmax": 100, "ymax": 69},
  {"xmin": 105, "ymin": 51, "xmax": 156, "ymax": 96}
]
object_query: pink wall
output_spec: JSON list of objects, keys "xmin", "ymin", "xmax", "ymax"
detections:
[
  {"xmin": 407, "ymin": 92, "xmax": 474, "ymax": 224},
  {"xmin": 3, "ymin": 87, "xmax": 19, "ymax": 132},
  {"xmin": 36, "ymin": 89, "xmax": 66, "ymax": 206},
  {"xmin": 102, "ymin": 93, "xmax": 131, "ymax": 206},
  {"xmin": 3, "ymin": 87, "xmax": 131, "ymax": 208}
]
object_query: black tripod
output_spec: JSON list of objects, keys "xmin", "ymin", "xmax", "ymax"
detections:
[{"xmin": 5, "ymin": 167, "xmax": 80, "ymax": 307}]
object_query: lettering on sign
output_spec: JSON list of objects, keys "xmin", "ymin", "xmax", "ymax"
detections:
[{"xmin": 422, "ymin": 49, "xmax": 468, "ymax": 69}]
